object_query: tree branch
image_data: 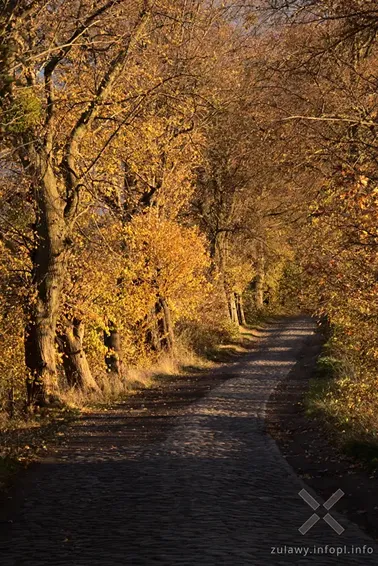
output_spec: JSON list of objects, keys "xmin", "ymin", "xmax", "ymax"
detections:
[{"xmin": 63, "ymin": 2, "xmax": 151, "ymax": 221}]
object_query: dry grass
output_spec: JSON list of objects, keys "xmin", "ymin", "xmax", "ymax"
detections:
[
  {"xmin": 0, "ymin": 317, "xmax": 267, "ymax": 492},
  {"xmin": 59, "ymin": 342, "xmax": 215, "ymax": 410}
]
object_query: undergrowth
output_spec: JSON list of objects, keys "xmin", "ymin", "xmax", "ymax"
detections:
[{"xmin": 305, "ymin": 329, "xmax": 378, "ymax": 470}]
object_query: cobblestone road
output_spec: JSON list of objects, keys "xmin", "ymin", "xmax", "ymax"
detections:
[{"xmin": 1, "ymin": 318, "xmax": 377, "ymax": 565}]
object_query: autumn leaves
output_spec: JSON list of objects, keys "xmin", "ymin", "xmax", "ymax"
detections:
[{"xmin": 0, "ymin": 1, "xmax": 286, "ymax": 408}]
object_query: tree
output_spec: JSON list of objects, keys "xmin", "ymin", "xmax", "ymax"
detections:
[{"xmin": 1, "ymin": 0, "xmax": 246, "ymax": 405}]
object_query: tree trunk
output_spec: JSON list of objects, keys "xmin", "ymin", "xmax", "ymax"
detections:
[
  {"xmin": 58, "ymin": 319, "xmax": 99, "ymax": 391},
  {"xmin": 215, "ymin": 233, "xmax": 237, "ymax": 324},
  {"xmin": 145, "ymin": 305, "xmax": 162, "ymax": 353},
  {"xmin": 25, "ymin": 319, "xmax": 57, "ymax": 406},
  {"xmin": 156, "ymin": 297, "xmax": 174, "ymax": 353},
  {"xmin": 104, "ymin": 321, "xmax": 123, "ymax": 375},
  {"xmin": 255, "ymin": 242, "xmax": 265, "ymax": 310},
  {"xmin": 229, "ymin": 292, "xmax": 240, "ymax": 325},
  {"xmin": 236, "ymin": 293, "xmax": 246, "ymax": 326},
  {"xmin": 24, "ymin": 170, "xmax": 67, "ymax": 406}
]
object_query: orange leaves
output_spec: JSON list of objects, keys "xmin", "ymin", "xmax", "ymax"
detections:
[{"xmin": 126, "ymin": 213, "xmax": 211, "ymax": 321}]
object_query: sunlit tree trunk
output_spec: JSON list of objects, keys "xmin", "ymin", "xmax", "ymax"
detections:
[
  {"xmin": 236, "ymin": 293, "xmax": 246, "ymax": 325},
  {"xmin": 104, "ymin": 320, "xmax": 123, "ymax": 375},
  {"xmin": 24, "ymin": 164, "xmax": 68, "ymax": 406},
  {"xmin": 214, "ymin": 231, "xmax": 237, "ymax": 324},
  {"xmin": 229, "ymin": 292, "xmax": 240, "ymax": 325},
  {"xmin": 255, "ymin": 241, "xmax": 265, "ymax": 310},
  {"xmin": 59, "ymin": 318, "xmax": 99, "ymax": 391},
  {"xmin": 157, "ymin": 297, "xmax": 174, "ymax": 353},
  {"xmin": 145, "ymin": 305, "xmax": 162, "ymax": 353}
]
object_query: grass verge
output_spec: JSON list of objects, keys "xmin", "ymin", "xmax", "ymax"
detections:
[{"xmin": 305, "ymin": 337, "xmax": 378, "ymax": 471}]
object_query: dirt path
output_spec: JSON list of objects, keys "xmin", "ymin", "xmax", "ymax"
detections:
[{"xmin": 1, "ymin": 317, "xmax": 377, "ymax": 565}]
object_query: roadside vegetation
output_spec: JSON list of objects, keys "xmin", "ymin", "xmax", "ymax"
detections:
[{"xmin": 306, "ymin": 327, "xmax": 378, "ymax": 470}]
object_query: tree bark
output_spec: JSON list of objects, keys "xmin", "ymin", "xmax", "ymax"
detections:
[
  {"xmin": 24, "ymin": 164, "xmax": 67, "ymax": 406},
  {"xmin": 145, "ymin": 305, "xmax": 162, "ymax": 353},
  {"xmin": 236, "ymin": 293, "xmax": 246, "ymax": 326},
  {"xmin": 229, "ymin": 292, "xmax": 240, "ymax": 325},
  {"xmin": 104, "ymin": 321, "xmax": 123, "ymax": 375},
  {"xmin": 156, "ymin": 297, "xmax": 174, "ymax": 353},
  {"xmin": 255, "ymin": 242, "xmax": 265, "ymax": 310},
  {"xmin": 214, "ymin": 232, "xmax": 237, "ymax": 324},
  {"xmin": 59, "ymin": 319, "xmax": 99, "ymax": 391}
]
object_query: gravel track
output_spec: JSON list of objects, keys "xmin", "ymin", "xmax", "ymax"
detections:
[{"xmin": 1, "ymin": 317, "xmax": 377, "ymax": 565}]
